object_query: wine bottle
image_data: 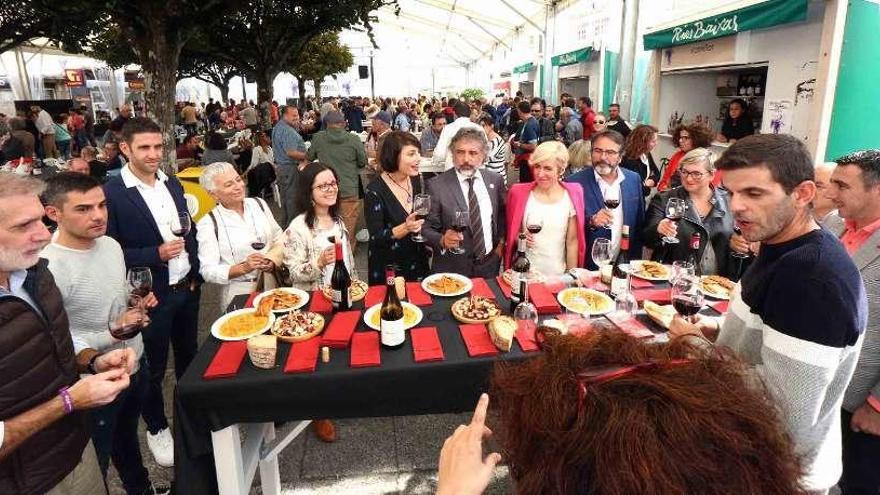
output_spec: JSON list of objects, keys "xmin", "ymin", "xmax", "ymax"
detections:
[
  {"xmin": 687, "ymin": 233, "xmax": 702, "ymax": 276},
  {"xmin": 510, "ymin": 233, "xmax": 530, "ymax": 312},
  {"xmin": 611, "ymin": 225, "xmax": 631, "ymax": 297},
  {"xmin": 380, "ymin": 265, "xmax": 405, "ymax": 349},
  {"xmin": 330, "ymin": 240, "xmax": 351, "ymax": 311}
]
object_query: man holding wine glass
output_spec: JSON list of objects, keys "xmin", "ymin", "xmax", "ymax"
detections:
[
  {"xmin": 669, "ymin": 134, "xmax": 867, "ymax": 494},
  {"xmin": 565, "ymin": 129, "xmax": 646, "ymax": 269},
  {"xmin": 424, "ymin": 128, "xmax": 507, "ymax": 278},
  {"xmin": 104, "ymin": 117, "xmax": 201, "ymax": 467},
  {"xmin": 42, "ymin": 172, "xmax": 168, "ymax": 494}
]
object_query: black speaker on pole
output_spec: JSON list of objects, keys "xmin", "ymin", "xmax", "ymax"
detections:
[{"xmin": 358, "ymin": 65, "xmax": 369, "ymax": 79}]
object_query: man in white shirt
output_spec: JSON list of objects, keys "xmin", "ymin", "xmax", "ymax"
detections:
[
  {"xmin": 31, "ymin": 105, "xmax": 57, "ymax": 159},
  {"xmin": 104, "ymin": 117, "xmax": 201, "ymax": 468},
  {"xmin": 433, "ymin": 102, "xmax": 485, "ymax": 171},
  {"xmin": 42, "ymin": 172, "xmax": 168, "ymax": 495}
]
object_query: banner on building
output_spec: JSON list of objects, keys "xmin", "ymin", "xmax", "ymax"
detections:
[{"xmin": 64, "ymin": 69, "xmax": 85, "ymax": 87}]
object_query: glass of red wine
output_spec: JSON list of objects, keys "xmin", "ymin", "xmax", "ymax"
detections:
[
  {"xmin": 109, "ymin": 294, "xmax": 147, "ymax": 343},
  {"xmin": 251, "ymin": 231, "xmax": 266, "ymax": 251},
  {"xmin": 127, "ymin": 267, "xmax": 152, "ymax": 299},
  {"xmin": 525, "ymin": 212, "xmax": 543, "ymax": 235},
  {"xmin": 450, "ymin": 210, "xmax": 468, "ymax": 255},
  {"xmin": 671, "ymin": 275, "xmax": 704, "ymax": 324},
  {"xmin": 411, "ymin": 194, "xmax": 431, "ymax": 243},
  {"xmin": 731, "ymin": 225, "xmax": 751, "ymax": 259},
  {"xmin": 662, "ymin": 198, "xmax": 687, "ymax": 244},
  {"xmin": 171, "ymin": 211, "xmax": 191, "ymax": 238}
]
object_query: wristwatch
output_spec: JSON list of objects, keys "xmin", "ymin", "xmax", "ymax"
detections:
[{"xmin": 87, "ymin": 353, "xmax": 101, "ymax": 375}]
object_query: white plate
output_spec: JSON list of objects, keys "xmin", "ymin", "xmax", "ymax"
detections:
[
  {"xmin": 628, "ymin": 260, "xmax": 671, "ymax": 281},
  {"xmin": 363, "ymin": 302, "xmax": 424, "ymax": 331},
  {"xmin": 252, "ymin": 287, "xmax": 310, "ymax": 314},
  {"xmin": 700, "ymin": 276, "xmax": 732, "ymax": 300},
  {"xmin": 557, "ymin": 288, "xmax": 615, "ymax": 316},
  {"xmin": 421, "ymin": 273, "xmax": 473, "ymax": 297},
  {"xmin": 211, "ymin": 308, "xmax": 275, "ymax": 341}
]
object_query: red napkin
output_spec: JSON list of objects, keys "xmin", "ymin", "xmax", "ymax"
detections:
[
  {"xmin": 308, "ymin": 291, "xmax": 333, "ymax": 313},
  {"xmin": 365, "ymin": 285, "xmax": 387, "ymax": 307},
  {"xmin": 320, "ymin": 310, "xmax": 361, "ymax": 348},
  {"xmin": 350, "ymin": 331, "xmax": 381, "ymax": 368},
  {"xmin": 244, "ymin": 291, "xmax": 258, "ymax": 308},
  {"xmin": 459, "ymin": 324, "xmax": 499, "ymax": 357},
  {"xmin": 709, "ymin": 300, "xmax": 729, "ymax": 314},
  {"xmin": 203, "ymin": 341, "xmax": 248, "ymax": 379},
  {"xmin": 410, "ymin": 326, "xmax": 445, "ymax": 363},
  {"xmin": 633, "ymin": 288, "xmax": 672, "ymax": 303},
  {"xmin": 406, "ymin": 282, "xmax": 433, "ymax": 306},
  {"xmin": 470, "ymin": 278, "xmax": 496, "ymax": 299},
  {"xmin": 495, "ymin": 276, "xmax": 512, "ymax": 298},
  {"xmin": 529, "ymin": 283, "xmax": 562, "ymax": 315},
  {"xmin": 515, "ymin": 320, "xmax": 540, "ymax": 352},
  {"xmin": 605, "ymin": 312, "xmax": 655, "ymax": 339},
  {"xmin": 284, "ymin": 337, "xmax": 321, "ymax": 373},
  {"xmin": 629, "ymin": 277, "xmax": 655, "ymax": 289}
]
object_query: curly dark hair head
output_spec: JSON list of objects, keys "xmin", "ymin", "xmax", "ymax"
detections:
[
  {"xmin": 490, "ymin": 330, "xmax": 803, "ymax": 495},
  {"xmin": 622, "ymin": 124, "xmax": 659, "ymax": 159},
  {"xmin": 672, "ymin": 123, "xmax": 715, "ymax": 149}
]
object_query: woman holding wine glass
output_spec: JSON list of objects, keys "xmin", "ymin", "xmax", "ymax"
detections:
[
  {"xmin": 641, "ymin": 148, "xmax": 750, "ymax": 279},
  {"xmin": 283, "ymin": 162, "xmax": 357, "ymax": 291},
  {"xmin": 504, "ymin": 141, "xmax": 587, "ymax": 275},
  {"xmin": 196, "ymin": 162, "xmax": 284, "ymax": 306},
  {"xmin": 364, "ymin": 131, "xmax": 430, "ymax": 285}
]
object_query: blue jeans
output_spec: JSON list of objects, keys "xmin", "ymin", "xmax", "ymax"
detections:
[
  {"xmin": 91, "ymin": 359, "xmax": 150, "ymax": 495},
  {"xmin": 141, "ymin": 285, "xmax": 200, "ymax": 433}
]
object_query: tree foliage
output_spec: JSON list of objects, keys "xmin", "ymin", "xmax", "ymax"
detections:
[
  {"xmin": 289, "ymin": 31, "xmax": 354, "ymax": 102},
  {"xmin": 460, "ymin": 88, "xmax": 486, "ymax": 101}
]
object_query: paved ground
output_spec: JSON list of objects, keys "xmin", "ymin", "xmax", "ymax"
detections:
[{"xmin": 106, "ymin": 210, "xmax": 513, "ymax": 494}]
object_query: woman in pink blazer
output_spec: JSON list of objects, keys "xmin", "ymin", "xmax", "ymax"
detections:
[{"xmin": 504, "ymin": 141, "xmax": 587, "ymax": 273}]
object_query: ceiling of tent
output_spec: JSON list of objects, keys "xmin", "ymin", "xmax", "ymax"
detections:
[{"xmin": 345, "ymin": 0, "xmax": 552, "ymax": 68}]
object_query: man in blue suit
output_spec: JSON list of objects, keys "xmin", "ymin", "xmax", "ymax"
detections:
[
  {"xmin": 565, "ymin": 129, "xmax": 646, "ymax": 269},
  {"xmin": 104, "ymin": 117, "xmax": 200, "ymax": 468}
]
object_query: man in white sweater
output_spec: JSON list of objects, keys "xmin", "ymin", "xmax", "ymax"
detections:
[{"xmin": 42, "ymin": 172, "xmax": 167, "ymax": 495}]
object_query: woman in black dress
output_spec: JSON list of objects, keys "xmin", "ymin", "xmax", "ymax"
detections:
[
  {"xmin": 365, "ymin": 131, "xmax": 431, "ymax": 285},
  {"xmin": 620, "ymin": 124, "xmax": 661, "ymax": 197},
  {"xmin": 717, "ymin": 98, "xmax": 755, "ymax": 143}
]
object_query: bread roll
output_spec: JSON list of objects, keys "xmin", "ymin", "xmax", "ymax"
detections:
[
  {"xmin": 247, "ymin": 334, "xmax": 277, "ymax": 369},
  {"xmin": 488, "ymin": 316, "xmax": 517, "ymax": 352}
]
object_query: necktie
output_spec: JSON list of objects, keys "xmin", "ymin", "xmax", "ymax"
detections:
[{"xmin": 467, "ymin": 177, "xmax": 486, "ymax": 257}]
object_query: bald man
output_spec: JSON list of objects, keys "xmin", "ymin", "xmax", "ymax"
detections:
[
  {"xmin": 814, "ymin": 162, "xmax": 840, "ymax": 229},
  {"xmin": 67, "ymin": 158, "xmax": 90, "ymax": 175}
]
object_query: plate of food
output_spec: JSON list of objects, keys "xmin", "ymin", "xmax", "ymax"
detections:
[
  {"xmin": 557, "ymin": 288, "xmax": 615, "ymax": 316},
  {"xmin": 630, "ymin": 260, "xmax": 671, "ymax": 281},
  {"xmin": 643, "ymin": 300, "xmax": 677, "ymax": 329},
  {"xmin": 451, "ymin": 295, "xmax": 503, "ymax": 324},
  {"xmin": 501, "ymin": 268, "xmax": 545, "ymax": 287},
  {"xmin": 270, "ymin": 309, "xmax": 326, "ymax": 343},
  {"xmin": 363, "ymin": 302, "xmax": 424, "ymax": 331},
  {"xmin": 321, "ymin": 279, "xmax": 368, "ymax": 303},
  {"xmin": 421, "ymin": 273, "xmax": 472, "ymax": 297},
  {"xmin": 211, "ymin": 308, "xmax": 275, "ymax": 341},
  {"xmin": 700, "ymin": 275, "xmax": 734, "ymax": 300},
  {"xmin": 253, "ymin": 287, "xmax": 310, "ymax": 314}
]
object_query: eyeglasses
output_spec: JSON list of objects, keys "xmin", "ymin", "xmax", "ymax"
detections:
[
  {"xmin": 679, "ymin": 170, "xmax": 707, "ymax": 180},
  {"xmin": 576, "ymin": 359, "xmax": 691, "ymax": 409},
  {"xmin": 313, "ymin": 181, "xmax": 338, "ymax": 192},
  {"xmin": 679, "ymin": 135, "xmax": 692, "ymax": 140},
  {"xmin": 591, "ymin": 147, "xmax": 619, "ymax": 157},
  {"xmin": 594, "ymin": 119, "xmax": 606, "ymax": 124},
  {"xmin": 531, "ymin": 109, "xmax": 542, "ymax": 114}
]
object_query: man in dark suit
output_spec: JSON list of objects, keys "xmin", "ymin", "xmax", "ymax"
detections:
[
  {"xmin": 424, "ymin": 127, "xmax": 506, "ymax": 278},
  {"xmin": 104, "ymin": 117, "xmax": 200, "ymax": 468},
  {"xmin": 565, "ymin": 129, "xmax": 646, "ymax": 269}
]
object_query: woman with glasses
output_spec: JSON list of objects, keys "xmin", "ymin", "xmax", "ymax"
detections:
[
  {"xmin": 592, "ymin": 113, "xmax": 607, "ymax": 133},
  {"xmin": 282, "ymin": 161, "xmax": 356, "ymax": 291},
  {"xmin": 620, "ymin": 124, "xmax": 661, "ymax": 197},
  {"xmin": 657, "ymin": 123, "xmax": 716, "ymax": 191},
  {"xmin": 364, "ymin": 131, "xmax": 430, "ymax": 285},
  {"xmin": 642, "ymin": 148, "xmax": 750, "ymax": 278}
]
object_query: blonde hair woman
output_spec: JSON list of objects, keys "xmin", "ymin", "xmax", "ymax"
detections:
[
  {"xmin": 566, "ymin": 139, "xmax": 592, "ymax": 177},
  {"xmin": 504, "ymin": 141, "xmax": 587, "ymax": 275}
]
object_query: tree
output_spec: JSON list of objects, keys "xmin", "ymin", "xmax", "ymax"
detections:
[
  {"xmin": 178, "ymin": 38, "xmax": 240, "ymax": 103},
  {"xmin": 460, "ymin": 88, "xmax": 486, "ymax": 101},
  {"xmin": 289, "ymin": 32, "xmax": 354, "ymax": 103}
]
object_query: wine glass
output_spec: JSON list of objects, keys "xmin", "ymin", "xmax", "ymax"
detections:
[
  {"xmin": 171, "ymin": 211, "xmax": 191, "ymax": 238},
  {"xmin": 411, "ymin": 194, "xmax": 430, "ymax": 243},
  {"xmin": 127, "ymin": 267, "xmax": 153, "ymax": 298},
  {"xmin": 730, "ymin": 225, "xmax": 751, "ymax": 259},
  {"xmin": 662, "ymin": 198, "xmax": 687, "ymax": 244},
  {"xmin": 450, "ymin": 210, "xmax": 468, "ymax": 255},
  {"xmin": 671, "ymin": 275, "xmax": 704, "ymax": 324},
  {"xmin": 591, "ymin": 238, "xmax": 613, "ymax": 267},
  {"xmin": 614, "ymin": 281, "xmax": 638, "ymax": 316},
  {"xmin": 109, "ymin": 294, "xmax": 147, "ymax": 346},
  {"xmin": 525, "ymin": 212, "xmax": 543, "ymax": 235},
  {"xmin": 251, "ymin": 229, "xmax": 266, "ymax": 251},
  {"xmin": 671, "ymin": 260, "xmax": 695, "ymax": 285}
]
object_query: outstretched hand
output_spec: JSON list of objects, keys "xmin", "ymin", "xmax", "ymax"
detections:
[{"xmin": 437, "ymin": 393, "xmax": 502, "ymax": 495}]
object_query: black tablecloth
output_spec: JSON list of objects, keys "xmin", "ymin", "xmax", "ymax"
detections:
[{"xmin": 174, "ymin": 278, "xmax": 535, "ymax": 494}]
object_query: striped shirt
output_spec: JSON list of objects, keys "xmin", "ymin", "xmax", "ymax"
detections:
[{"xmin": 484, "ymin": 134, "xmax": 507, "ymax": 183}]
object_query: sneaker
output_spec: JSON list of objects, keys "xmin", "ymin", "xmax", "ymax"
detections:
[{"xmin": 146, "ymin": 428, "xmax": 175, "ymax": 467}]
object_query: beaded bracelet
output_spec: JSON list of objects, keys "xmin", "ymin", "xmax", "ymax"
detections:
[{"xmin": 58, "ymin": 387, "xmax": 74, "ymax": 414}]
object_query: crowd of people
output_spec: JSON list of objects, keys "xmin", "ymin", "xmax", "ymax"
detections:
[{"xmin": 0, "ymin": 88, "xmax": 878, "ymax": 495}]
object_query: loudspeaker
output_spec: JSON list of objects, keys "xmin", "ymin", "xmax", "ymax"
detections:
[{"xmin": 358, "ymin": 65, "xmax": 369, "ymax": 79}]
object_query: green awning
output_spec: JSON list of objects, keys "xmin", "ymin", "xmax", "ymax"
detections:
[
  {"xmin": 513, "ymin": 62, "xmax": 535, "ymax": 74},
  {"xmin": 551, "ymin": 47, "xmax": 593, "ymax": 67},
  {"xmin": 643, "ymin": 0, "xmax": 808, "ymax": 50}
]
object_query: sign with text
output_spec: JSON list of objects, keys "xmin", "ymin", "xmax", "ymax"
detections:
[
  {"xmin": 643, "ymin": 0, "xmax": 808, "ymax": 50},
  {"xmin": 660, "ymin": 35, "xmax": 737, "ymax": 70},
  {"xmin": 551, "ymin": 47, "xmax": 593, "ymax": 67},
  {"xmin": 128, "ymin": 80, "xmax": 145, "ymax": 90},
  {"xmin": 64, "ymin": 69, "xmax": 85, "ymax": 87},
  {"xmin": 513, "ymin": 63, "xmax": 535, "ymax": 74}
]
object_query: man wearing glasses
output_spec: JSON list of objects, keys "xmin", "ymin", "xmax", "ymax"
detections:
[{"xmin": 565, "ymin": 129, "xmax": 646, "ymax": 269}]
